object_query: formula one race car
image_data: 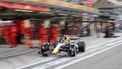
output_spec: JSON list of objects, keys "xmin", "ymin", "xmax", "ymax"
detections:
[
  {"xmin": 52, "ymin": 35, "xmax": 85, "ymax": 57},
  {"xmin": 38, "ymin": 35, "xmax": 85, "ymax": 57}
]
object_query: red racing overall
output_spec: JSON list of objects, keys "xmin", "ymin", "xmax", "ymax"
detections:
[
  {"xmin": 15, "ymin": 20, "xmax": 26, "ymax": 43},
  {"xmin": 9, "ymin": 24, "xmax": 18, "ymax": 48},
  {"xmin": 39, "ymin": 25, "xmax": 48, "ymax": 46},
  {"xmin": 25, "ymin": 27, "xmax": 33, "ymax": 48},
  {"xmin": 50, "ymin": 25, "xmax": 59, "ymax": 45},
  {"xmin": 2, "ymin": 25, "xmax": 10, "ymax": 44}
]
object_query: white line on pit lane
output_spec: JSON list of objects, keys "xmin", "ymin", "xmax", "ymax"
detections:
[
  {"xmin": 17, "ymin": 40, "xmax": 122, "ymax": 69},
  {"xmin": 86, "ymin": 38, "xmax": 122, "ymax": 49},
  {"xmin": 31, "ymin": 42, "xmax": 122, "ymax": 69},
  {"xmin": 32, "ymin": 58, "xmax": 71, "ymax": 69},
  {"xmin": 55, "ymin": 43, "xmax": 122, "ymax": 69},
  {"xmin": 17, "ymin": 57, "xmax": 55, "ymax": 69}
]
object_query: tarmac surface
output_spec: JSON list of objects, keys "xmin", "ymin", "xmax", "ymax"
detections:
[
  {"xmin": 0, "ymin": 33, "xmax": 122, "ymax": 69},
  {"xmin": 62, "ymin": 44, "xmax": 122, "ymax": 69}
]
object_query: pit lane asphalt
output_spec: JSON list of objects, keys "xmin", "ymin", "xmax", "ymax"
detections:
[
  {"xmin": 0, "ymin": 33, "xmax": 122, "ymax": 69},
  {"xmin": 21, "ymin": 38, "xmax": 122, "ymax": 69},
  {"xmin": 61, "ymin": 44, "xmax": 122, "ymax": 69}
]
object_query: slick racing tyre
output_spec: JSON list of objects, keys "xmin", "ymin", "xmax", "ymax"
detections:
[
  {"xmin": 41, "ymin": 43, "xmax": 50, "ymax": 57},
  {"xmin": 68, "ymin": 45, "xmax": 76, "ymax": 57},
  {"xmin": 77, "ymin": 42, "xmax": 85, "ymax": 52},
  {"xmin": 42, "ymin": 53, "xmax": 50, "ymax": 57},
  {"xmin": 41, "ymin": 48, "xmax": 50, "ymax": 57}
]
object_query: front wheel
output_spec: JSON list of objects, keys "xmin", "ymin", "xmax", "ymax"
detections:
[
  {"xmin": 41, "ymin": 43, "xmax": 50, "ymax": 57},
  {"xmin": 42, "ymin": 53, "xmax": 50, "ymax": 57},
  {"xmin": 68, "ymin": 45, "xmax": 76, "ymax": 57},
  {"xmin": 41, "ymin": 48, "xmax": 50, "ymax": 57}
]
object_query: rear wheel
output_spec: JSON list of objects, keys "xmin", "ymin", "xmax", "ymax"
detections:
[{"xmin": 78, "ymin": 42, "xmax": 85, "ymax": 52}]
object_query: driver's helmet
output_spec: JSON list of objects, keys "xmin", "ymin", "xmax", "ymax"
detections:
[{"xmin": 63, "ymin": 35, "xmax": 70, "ymax": 44}]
